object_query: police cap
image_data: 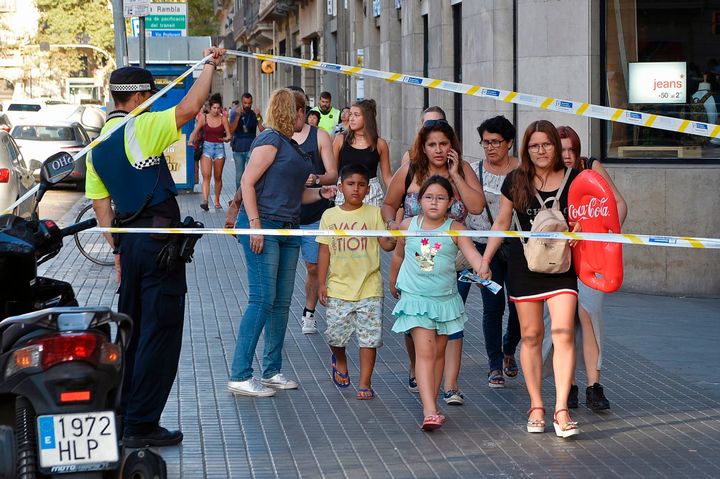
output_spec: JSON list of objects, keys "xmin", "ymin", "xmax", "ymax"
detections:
[{"xmin": 109, "ymin": 66, "xmax": 159, "ymax": 94}]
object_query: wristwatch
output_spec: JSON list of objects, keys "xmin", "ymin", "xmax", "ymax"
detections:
[{"xmin": 314, "ymin": 176, "xmax": 321, "ymax": 186}]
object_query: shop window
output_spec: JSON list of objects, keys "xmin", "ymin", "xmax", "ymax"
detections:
[{"xmin": 604, "ymin": 0, "xmax": 720, "ymax": 160}]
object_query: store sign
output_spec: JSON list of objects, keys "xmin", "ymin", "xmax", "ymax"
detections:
[
  {"xmin": 130, "ymin": 2, "xmax": 187, "ymax": 37},
  {"xmin": 628, "ymin": 62, "xmax": 686, "ymax": 104}
]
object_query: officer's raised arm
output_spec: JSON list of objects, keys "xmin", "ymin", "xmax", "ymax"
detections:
[{"xmin": 175, "ymin": 47, "xmax": 226, "ymax": 128}]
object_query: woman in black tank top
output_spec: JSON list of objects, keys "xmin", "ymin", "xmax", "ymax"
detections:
[{"xmin": 332, "ymin": 99, "xmax": 392, "ymax": 207}]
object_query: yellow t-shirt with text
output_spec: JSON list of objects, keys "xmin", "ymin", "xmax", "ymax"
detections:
[{"xmin": 316, "ymin": 204, "xmax": 384, "ymax": 301}]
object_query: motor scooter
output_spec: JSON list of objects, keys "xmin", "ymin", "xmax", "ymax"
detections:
[{"xmin": 0, "ymin": 153, "xmax": 165, "ymax": 479}]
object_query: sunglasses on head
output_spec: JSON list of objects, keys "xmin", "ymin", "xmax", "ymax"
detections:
[{"xmin": 423, "ymin": 119, "xmax": 450, "ymax": 128}]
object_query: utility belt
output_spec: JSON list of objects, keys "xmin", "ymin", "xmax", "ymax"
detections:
[{"xmin": 112, "ymin": 214, "xmax": 204, "ymax": 273}]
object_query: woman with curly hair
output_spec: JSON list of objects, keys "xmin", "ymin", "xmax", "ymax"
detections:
[
  {"xmin": 383, "ymin": 119, "xmax": 485, "ymax": 405},
  {"xmin": 227, "ymin": 88, "xmax": 336, "ymax": 398}
]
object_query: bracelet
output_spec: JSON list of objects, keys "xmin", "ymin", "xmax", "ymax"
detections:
[
  {"xmin": 249, "ymin": 217, "xmax": 259, "ymax": 223},
  {"xmin": 203, "ymin": 59, "xmax": 217, "ymax": 68}
]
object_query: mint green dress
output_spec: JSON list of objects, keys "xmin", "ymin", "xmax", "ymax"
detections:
[{"xmin": 391, "ymin": 216, "xmax": 467, "ymax": 335}]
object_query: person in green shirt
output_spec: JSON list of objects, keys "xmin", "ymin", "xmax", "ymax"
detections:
[{"xmin": 310, "ymin": 91, "xmax": 339, "ymax": 134}]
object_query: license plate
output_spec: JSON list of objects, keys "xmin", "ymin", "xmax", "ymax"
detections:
[{"xmin": 36, "ymin": 411, "xmax": 119, "ymax": 472}]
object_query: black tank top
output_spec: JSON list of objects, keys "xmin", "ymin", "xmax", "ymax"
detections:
[
  {"xmin": 299, "ymin": 126, "xmax": 330, "ymax": 225},
  {"xmin": 339, "ymin": 139, "xmax": 380, "ymax": 179},
  {"xmin": 299, "ymin": 126, "xmax": 324, "ymax": 175}
]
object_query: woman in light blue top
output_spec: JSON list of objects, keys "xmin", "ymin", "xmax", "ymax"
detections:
[{"xmin": 388, "ymin": 175, "xmax": 485, "ymax": 431}]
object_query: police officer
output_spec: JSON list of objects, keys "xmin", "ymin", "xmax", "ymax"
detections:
[
  {"xmin": 310, "ymin": 91, "xmax": 339, "ymax": 134},
  {"xmin": 85, "ymin": 47, "xmax": 226, "ymax": 447}
]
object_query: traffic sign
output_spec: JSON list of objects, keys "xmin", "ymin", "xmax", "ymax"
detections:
[
  {"xmin": 123, "ymin": 0, "xmax": 150, "ymax": 18},
  {"xmin": 129, "ymin": 3, "xmax": 187, "ymax": 37}
]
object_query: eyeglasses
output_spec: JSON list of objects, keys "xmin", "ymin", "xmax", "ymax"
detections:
[
  {"xmin": 527, "ymin": 142, "xmax": 554, "ymax": 153},
  {"xmin": 423, "ymin": 119, "xmax": 449, "ymax": 128},
  {"xmin": 480, "ymin": 139, "xmax": 506, "ymax": 149},
  {"xmin": 421, "ymin": 194, "xmax": 450, "ymax": 203}
]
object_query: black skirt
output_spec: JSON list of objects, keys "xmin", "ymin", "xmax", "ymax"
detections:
[{"xmin": 505, "ymin": 238, "xmax": 578, "ymax": 301}]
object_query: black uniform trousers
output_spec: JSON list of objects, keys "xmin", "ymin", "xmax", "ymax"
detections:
[{"xmin": 118, "ymin": 233, "xmax": 187, "ymax": 436}]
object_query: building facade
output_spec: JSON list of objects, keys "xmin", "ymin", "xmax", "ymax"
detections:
[
  {"xmin": 0, "ymin": 0, "xmax": 41, "ymax": 99},
  {"xmin": 218, "ymin": 0, "xmax": 720, "ymax": 296}
]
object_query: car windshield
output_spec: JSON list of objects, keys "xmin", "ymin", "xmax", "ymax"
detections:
[
  {"xmin": 7, "ymin": 104, "xmax": 42, "ymax": 112},
  {"xmin": 12, "ymin": 125, "xmax": 75, "ymax": 141}
]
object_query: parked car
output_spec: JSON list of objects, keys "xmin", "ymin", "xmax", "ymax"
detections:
[
  {"xmin": 45, "ymin": 103, "xmax": 106, "ymax": 139},
  {"xmin": 0, "ymin": 113, "xmax": 11, "ymax": 133},
  {"xmin": 0, "ymin": 130, "xmax": 37, "ymax": 218},
  {"xmin": 2, "ymin": 99, "xmax": 45, "ymax": 124},
  {"xmin": 11, "ymin": 120, "xmax": 90, "ymax": 190}
]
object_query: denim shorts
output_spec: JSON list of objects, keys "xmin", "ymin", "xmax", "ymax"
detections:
[
  {"xmin": 202, "ymin": 141, "xmax": 226, "ymax": 160},
  {"xmin": 299, "ymin": 221, "xmax": 319, "ymax": 264}
]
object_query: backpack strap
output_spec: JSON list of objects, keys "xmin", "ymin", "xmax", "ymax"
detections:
[
  {"xmin": 534, "ymin": 167, "xmax": 572, "ymax": 210},
  {"xmin": 511, "ymin": 209, "xmax": 529, "ymax": 245}
]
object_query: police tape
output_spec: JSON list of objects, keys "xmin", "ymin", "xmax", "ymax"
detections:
[
  {"xmin": 86, "ymin": 227, "xmax": 720, "ymax": 250},
  {"xmin": 225, "ymin": 49, "xmax": 720, "ymax": 140},
  {"xmin": 1, "ymin": 54, "xmax": 214, "ymax": 215}
]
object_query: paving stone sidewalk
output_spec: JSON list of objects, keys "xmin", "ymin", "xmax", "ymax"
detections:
[{"xmin": 44, "ymin": 172, "xmax": 720, "ymax": 478}]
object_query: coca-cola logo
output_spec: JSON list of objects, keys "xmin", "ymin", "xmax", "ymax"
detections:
[{"xmin": 569, "ymin": 196, "xmax": 610, "ymax": 222}]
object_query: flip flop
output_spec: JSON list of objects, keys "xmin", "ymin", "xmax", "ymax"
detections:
[
  {"xmin": 421, "ymin": 414, "xmax": 444, "ymax": 431},
  {"xmin": 356, "ymin": 388, "xmax": 375, "ymax": 400},
  {"xmin": 331, "ymin": 354, "xmax": 350, "ymax": 388}
]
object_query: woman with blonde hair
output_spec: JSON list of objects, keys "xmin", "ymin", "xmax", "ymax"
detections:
[{"xmin": 227, "ymin": 88, "xmax": 336, "ymax": 398}]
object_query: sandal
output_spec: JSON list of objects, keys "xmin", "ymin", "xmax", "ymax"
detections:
[
  {"xmin": 331, "ymin": 354, "xmax": 350, "ymax": 388},
  {"xmin": 526, "ymin": 406, "xmax": 546, "ymax": 433},
  {"xmin": 553, "ymin": 409, "xmax": 579, "ymax": 438},
  {"xmin": 215, "ymin": 203, "xmax": 222, "ymax": 210},
  {"xmin": 503, "ymin": 356, "xmax": 519, "ymax": 378},
  {"xmin": 356, "ymin": 388, "xmax": 375, "ymax": 400},
  {"xmin": 421, "ymin": 414, "xmax": 444, "ymax": 431},
  {"xmin": 488, "ymin": 369, "xmax": 505, "ymax": 389},
  {"xmin": 200, "ymin": 203, "xmax": 209, "ymax": 211}
]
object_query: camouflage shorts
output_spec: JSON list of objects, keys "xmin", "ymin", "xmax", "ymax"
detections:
[{"xmin": 325, "ymin": 297, "xmax": 383, "ymax": 348}]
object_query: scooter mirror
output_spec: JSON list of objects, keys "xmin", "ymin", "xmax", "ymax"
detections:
[{"xmin": 41, "ymin": 152, "xmax": 75, "ymax": 185}]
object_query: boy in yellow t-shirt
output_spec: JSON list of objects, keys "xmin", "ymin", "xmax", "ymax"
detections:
[{"xmin": 317, "ymin": 164, "xmax": 396, "ymax": 400}]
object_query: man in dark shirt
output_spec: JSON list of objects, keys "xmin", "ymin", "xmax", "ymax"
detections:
[{"xmin": 229, "ymin": 92, "xmax": 264, "ymax": 191}]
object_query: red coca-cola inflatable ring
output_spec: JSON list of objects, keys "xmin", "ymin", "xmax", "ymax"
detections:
[{"xmin": 568, "ymin": 169, "xmax": 623, "ymax": 292}]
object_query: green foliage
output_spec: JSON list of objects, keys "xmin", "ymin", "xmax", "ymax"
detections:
[
  {"xmin": 35, "ymin": 0, "xmax": 114, "ymax": 77},
  {"xmin": 188, "ymin": 0, "xmax": 219, "ymax": 37}
]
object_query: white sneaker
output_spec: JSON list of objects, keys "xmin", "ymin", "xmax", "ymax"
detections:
[
  {"xmin": 261, "ymin": 373, "xmax": 299, "ymax": 389},
  {"xmin": 301, "ymin": 311, "xmax": 318, "ymax": 334},
  {"xmin": 227, "ymin": 377, "xmax": 276, "ymax": 397}
]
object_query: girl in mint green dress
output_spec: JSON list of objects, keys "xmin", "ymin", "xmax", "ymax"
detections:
[{"xmin": 389, "ymin": 175, "xmax": 485, "ymax": 431}]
